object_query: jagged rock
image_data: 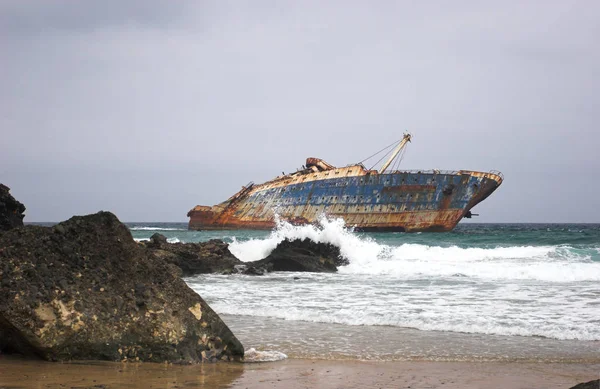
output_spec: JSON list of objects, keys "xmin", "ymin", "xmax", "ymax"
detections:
[
  {"xmin": 247, "ymin": 238, "xmax": 348, "ymax": 273},
  {"xmin": 144, "ymin": 237, "xmax": 347, "ymax": 276},
  {"xmin": 0, "ymin": 211, "xmax": 244, "ymax": 363},
  {"xmin": 571, "ymin": 380, "xmax": 600, "ymax": 389},
  {"xmin": 0, "ymin": 184, "xmax": 26, "ymax": 231},
  {"xmin": 143, "ymin": 236, "xmax": 242, "ymax": 277}
]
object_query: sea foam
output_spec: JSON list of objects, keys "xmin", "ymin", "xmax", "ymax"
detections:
[
  {"xmin": 228, "ymin": 216, "xmax": 600, "ymax": 282},
  {"xmin": 188, "ymin": 218, "xmax": 600, "ymax": 343},
  {"xmin": 243, "ymin": 348, "xmax": 288, "ymax": 362}
]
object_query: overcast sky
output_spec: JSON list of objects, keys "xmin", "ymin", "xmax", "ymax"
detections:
[{"xmin": 1, "ymin": 1, "xmax": 598, "ymax": 223}]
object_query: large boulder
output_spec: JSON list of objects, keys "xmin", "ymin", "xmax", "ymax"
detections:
[
  {"xmin": 245, "ymin": 238, "xmax": 348, "ymax": 273},
  {"xmin": 144, "ymin": 234, "xmax": 242, "ymax": 276},
  {"xmin": 0, "ymin": 184, "xmax": 26, "ymax": 231},
  {"xmin": 0, "ymin": 212, "xmax": 244, "ymax": 363}
]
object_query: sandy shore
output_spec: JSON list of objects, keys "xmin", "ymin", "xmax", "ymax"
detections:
[{"xmin": 0, "ymin": 356, "xmax": 598, "ymax": 389}]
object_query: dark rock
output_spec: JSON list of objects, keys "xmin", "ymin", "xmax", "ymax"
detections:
[
  {"xmin": 143, "ymin": 238, "xmax": 242, "ymax": 277},
  {"xmin": 148, "ymin": 233, "xmax": 168, "ymax": 248},
  {"xmin": 142, "ymin": 236, "xmax": 346, "ymax": 276},
  {"xmin": 570, "ymin": 380, "xmax": 600, "ymax": 389},
  {"xmin": 0, "ymin": 184, "xmax": 26, "ymax": 231},
  {"xmin": 247, "ymin": 238, "xmax": 348, "ymax": 273},
  {"xmin": 241, "ymin": 266, "xmax": 266, "ymax": 276},
  {"xmin": 0, "ymin": 211, "xmax": 244, "ymax": 363}
]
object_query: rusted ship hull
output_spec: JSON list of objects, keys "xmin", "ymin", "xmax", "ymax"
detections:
[{"xmin": 188, "ymin": 166, "xmax": 503, "ymax": 232}]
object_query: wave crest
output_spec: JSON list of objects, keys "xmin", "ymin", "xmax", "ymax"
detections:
[
  {"xmin": 129, "ymin": 226, "xmax": 186, "ymax": 231},
  {"xmin": 228, "ymin": 216, "xmax": 600, "ymax": 282}
]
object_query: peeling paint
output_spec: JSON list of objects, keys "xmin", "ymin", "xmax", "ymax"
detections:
[{"xmin": 188, "ymin": 148, "xmax": 503, "ymax": 232}]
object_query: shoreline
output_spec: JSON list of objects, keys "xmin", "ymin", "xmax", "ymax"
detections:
[
  {"xmin": 0, "ymin": 356, "xmax": 598, "ymax": 389},
  {"xmin": 212, "ymin": 312, "xmax": 600, "ymax": 364}
]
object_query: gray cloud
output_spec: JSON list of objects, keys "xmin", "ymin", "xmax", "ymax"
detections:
[
  {"xmin": 1, "ymin": 1, "xmax": 599, "ymax": 222},
  {"xmin": 0, "ymin": 1, "xmax": 192, "ymax": 36}
]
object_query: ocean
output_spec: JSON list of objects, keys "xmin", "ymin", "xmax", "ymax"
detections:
[{"xmin": 127, "ymin": 220, "xmax": 600, "ymax": 364}]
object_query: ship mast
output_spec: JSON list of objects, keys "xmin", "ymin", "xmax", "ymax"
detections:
[{"xmin": 379, "ymin": 133, "xmax": 412, "ymax": 174}]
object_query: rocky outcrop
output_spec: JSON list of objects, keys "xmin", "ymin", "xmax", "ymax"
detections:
[
  {"xmin": 243, "ymin": 238, "xmax": 348, "ymax": 274},
  {"xmin": 144, "ymin": 235, "xmax": 348, "ymax": 276},
  {"xmin": 0, "ymin": 184, "xmax": 25, "ymax": 231},
  {"xmin": 0, "ymin": 212, "xmax": 244, "ymax": 363},
  {"xmin": 144, "ymin": 234, "xmax": 242, "ymax": 276},
  {"xmin": 570, "ymin": 380, "xmax": 600, "ymax": 389}
]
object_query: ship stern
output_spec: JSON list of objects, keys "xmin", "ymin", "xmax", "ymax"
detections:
[{"xmin": 187, "ymin": 205, "xmax": 220, "ymax": 230}]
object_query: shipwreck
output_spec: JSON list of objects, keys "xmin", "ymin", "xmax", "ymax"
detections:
[{"xmin": 188, "ymin": 134, "xmax": 503, "ymax": 232}]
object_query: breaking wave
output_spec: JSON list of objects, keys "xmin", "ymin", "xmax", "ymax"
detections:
[
  {"xmin": 228, "ymin": 216, "xmax": 600, "ymax": 282},
  {"xmin": 128, "ymin": 226, "xmax": 186, "ymax": 231}
]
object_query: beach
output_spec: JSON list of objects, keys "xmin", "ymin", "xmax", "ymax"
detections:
[
  {"xmin": 0, "ymin": 356, "xmax": 598, "ymax": 389},
  {"xmin": 2, "ymin": 221, "xmax": 598, "ymax": 388}
]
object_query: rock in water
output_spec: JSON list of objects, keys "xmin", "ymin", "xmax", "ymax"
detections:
[
  {"xmin": 0, "ymin": 184, "xmax": 26, "ymax": 231},
  {"xmin": 0, "ymin": 211, "xmax": 244, "ymax": 363},
  {"xmin": 147, "ymin": 232, "xmax": 168, "ymax": 248},
  {"xmin": 248, "ymin": 238, "xmax": 348, "ymax": 273},
  {"xmin": 144, "ymin": 235, "xmax": 242, "ymax": 276}
]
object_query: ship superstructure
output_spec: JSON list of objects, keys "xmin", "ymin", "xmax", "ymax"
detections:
[{"xmin": 188, "ymin": 134, "xmax": 503, "ymax": 232}]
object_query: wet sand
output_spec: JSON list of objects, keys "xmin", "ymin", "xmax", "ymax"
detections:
[{"xmin": 0, "ymin": 356, "xmax": 598, "ymax": 389}]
